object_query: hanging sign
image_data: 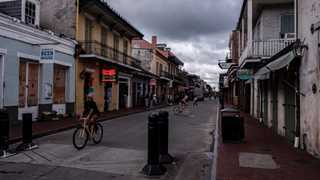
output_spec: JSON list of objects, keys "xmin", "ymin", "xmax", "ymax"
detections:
[
  {"xmin": 102, "ymin": 69, "xmax": 117, "ymax": 82},
  {"xmin": 237, "ymin": 69, "xmax": 253, "ymax": 80},
  {"xmin": 40, "ymin": 48, "xmax": 55, "ymax": 60}
]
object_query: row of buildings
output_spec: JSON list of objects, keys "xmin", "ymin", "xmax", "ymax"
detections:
[
  {"xmin": 0, "ymin": 0, "xmax": 202, "ymax": 125},
  {"xmin": 221, "ymin": 0, "xmax": 320, "ymax": 158}
]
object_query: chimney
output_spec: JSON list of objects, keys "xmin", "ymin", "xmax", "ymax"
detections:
[{"xmin": 152, "ymin": 36, "xmax": 157, "ymax": 48}]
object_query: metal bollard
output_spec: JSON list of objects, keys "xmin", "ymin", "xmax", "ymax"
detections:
[
  {"xmin": 0, "ymin": 109, "xmax": 10, "ymax": 158},
  {"xmin": 158, "ymin": 111, "xmax": 174, "ymax": 164},
  {"xmin": 16, "ymin": 113, "xmax": 38, "ymax": 152},
  {"xmin": 142, "ymin": 113, "xmax": 166, "ymax": 176}
]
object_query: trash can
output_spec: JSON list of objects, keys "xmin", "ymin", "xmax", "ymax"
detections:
[{"xmin": 220, "ymin": 108, "xmax": 244, "ymax": 142}]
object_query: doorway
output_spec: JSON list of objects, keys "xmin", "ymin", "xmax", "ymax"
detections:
[
  {"xmin": 119, "ymin": 81, "xmax": 128, "ymax": 109},
  {"xmin": 104, "ymin": 83, "xmax": 112, "ymax": 112},
  {"xmin": 19, "ymin": 61, "xmax": 39, "ymax": 120},
  {"xmin": 284, "ymin": 72, "xmax": 296, "ymax": 143}
]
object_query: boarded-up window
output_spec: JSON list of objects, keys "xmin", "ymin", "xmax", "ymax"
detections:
[
  {"xmin": 53, "ymin": 65, "xmax": 66, "ymax": 104},
  {"xmin": 19, "ymin": 62, "xmax": 26, "ymax": 107},
  {"xmin": 27, "ymin": 63, "xmax": 39, "ymax": 106}
]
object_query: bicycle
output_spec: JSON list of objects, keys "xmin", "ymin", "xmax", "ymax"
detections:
[
  {"xmin": 72, "ymin": 111, "xmax": 103, "ymax": 150},
  {"xmin": 173, "ymin": 101, "xmax": 188, "ymax": 114}
]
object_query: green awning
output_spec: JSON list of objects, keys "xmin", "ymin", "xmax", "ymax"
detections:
[{"xmin": 254, "ymin": 51, "xmax": 296, "ymax": 80}]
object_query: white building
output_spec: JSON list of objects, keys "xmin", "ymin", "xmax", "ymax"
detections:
[{"xmin": 298, "ymin": 0, "xmax": 320, "ymax": 157}]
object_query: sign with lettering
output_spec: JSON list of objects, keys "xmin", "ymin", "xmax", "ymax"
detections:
[
  {"xmin": 237, "ymin": 69, "xmax": 253, "ymax": 80},
  {"xmin": 102, "ymin": 69, "xmax": 117, "ymax": 82},
  {"xmin": 149, "ymin": 79, "xmax": 157, "ymax": 86},
  {"xmin": 40, "ymin": 48, "xmax": 55, "ymax": 60}
]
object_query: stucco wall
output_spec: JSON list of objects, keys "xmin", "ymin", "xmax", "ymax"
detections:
[
  {"xmin": 0, "ymin": 36, "xmax": 75, "ymax": 107},
  {"xmin": 298, "ymin": 0, "xmax": 320, "ymax": 157},
  {"xmin": 253, "ymin": 4, "xmax": 294, "ymax": 41},
  {"xmin": 40, "ymin": 0, "xmax": 76, "ymax": 38}
]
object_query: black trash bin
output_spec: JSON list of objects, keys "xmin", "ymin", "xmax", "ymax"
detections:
[{"xmin": 220, "ymin": 108, "xmax": 244, "ymax": 142}]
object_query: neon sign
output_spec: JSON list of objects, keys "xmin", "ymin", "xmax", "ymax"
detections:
[{"xmin": 102, "ymin": 69, "xmax": 117, "ymax": 82}]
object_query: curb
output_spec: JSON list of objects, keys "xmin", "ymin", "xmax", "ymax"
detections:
[
  {"xmin": 9, "ymin": 105, "xmax": 168, "ymax": 145},
  {"xmin": 210, "ymin": 105, "xmax": 220, "ymax": 180}
]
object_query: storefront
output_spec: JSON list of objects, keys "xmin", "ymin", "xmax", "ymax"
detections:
[{"xmin": 0, "ymin": 13, "xmax": 76, "ymax": 123}]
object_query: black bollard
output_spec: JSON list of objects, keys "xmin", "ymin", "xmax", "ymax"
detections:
[
  {"xmin": 16, "ymin": 113, "xmax": 38, "ymax": 152},
  {"xmin": 142, "ymin": 113, "xmax": 166, "ymax": 176},
  {"xmin": 0, "ymin": 109, "xmax": 9, "ymax": 157},
  {"xmin": 158, "ymin": 111, "xmax": 174, "ymax": 164}
]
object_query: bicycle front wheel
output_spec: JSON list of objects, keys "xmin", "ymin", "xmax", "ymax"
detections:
[
  {"xmin": 92, "ymin": 123, "xmax": 103, "ymax": 144},
  {"xmin": 73, "ymin": 127, "xmax": 89, "ymax": 150}
]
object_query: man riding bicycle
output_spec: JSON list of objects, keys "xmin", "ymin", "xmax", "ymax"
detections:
[{"xmin": 82, "ymin": 94, "xmax": 100, "ymax": 125}]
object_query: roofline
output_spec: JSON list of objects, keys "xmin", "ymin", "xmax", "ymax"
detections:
[
  {"xmin": 236, "ymin": 0, "xmax": 247, "ymax": 30},
  {"xmin": 80, "ymin": 0, "xmax": 144, "ymax": 38}
]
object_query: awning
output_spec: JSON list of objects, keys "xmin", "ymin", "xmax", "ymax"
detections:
[{"xmin": 254, "ymin": 51, "xmax": 296, "ymax": 80}]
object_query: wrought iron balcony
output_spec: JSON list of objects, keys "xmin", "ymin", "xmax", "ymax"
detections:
[
  {"xmin": 79, "ymin": 41, "xmax": 141, "ymax": 68},
  {"xmin": 160, "ymin": 71, "xmax": 172, "ymax": 80},
  {"xmin": 239, "ymin": 38, "xmax": 296, "ymax": 67}
]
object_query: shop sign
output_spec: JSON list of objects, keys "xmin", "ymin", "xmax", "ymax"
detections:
[
  {"xmin": 150, "ymin": 79, "xmax": 156, "ymax": 86},
  {"xmin": 237, "ymin": 69, "xmax": 253, "ymax": 80},
  {"xmin": 102, "ymin": 69, "xmax": 117, "ymax": 82},
  {"xmin": 40, "ymin": 48, "xmax": 55, "ymax": 60}
]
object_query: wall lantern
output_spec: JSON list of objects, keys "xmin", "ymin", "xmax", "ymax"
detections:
[{"xmin": 293, "ymin": 39, "xmax": 308, "ymax": 58}]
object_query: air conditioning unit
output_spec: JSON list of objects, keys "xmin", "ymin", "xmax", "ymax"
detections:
[{"xmin": 284, "ymin": 33, "xmax": 296, "ymax": 39}]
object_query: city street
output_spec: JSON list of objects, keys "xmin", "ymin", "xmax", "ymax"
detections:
[{"xmin": 0, "ymin": 100, "xmax": 218, "ymax": 180}]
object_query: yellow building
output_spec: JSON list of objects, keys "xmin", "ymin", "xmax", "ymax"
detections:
[{"xmin": 74, "ymin": 0, "xmax": 144, "ymax": 113}]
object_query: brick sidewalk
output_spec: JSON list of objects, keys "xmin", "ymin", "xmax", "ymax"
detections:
[
  {"xmin": 217, "ymin": 111, "xmax": 320, "ymax": 180},
  {"xmin": 9, "ymin": 105, "xmax": 166, "ymax": 144}
]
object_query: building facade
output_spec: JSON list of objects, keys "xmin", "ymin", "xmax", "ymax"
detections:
[
  {"xmin": 298, "ymin": 0, "xmax": 320, "ymax": 157},
  {"xmin": 40, "ymin": 0, "xmax": 145, "ymax": 113},
  {"xmin": 0, "ymin": 12, "xmax": 76, "ymax": 123},
  {"xmin": 132, "ymin": 36, "xmax": 184, "ymax": 103}
]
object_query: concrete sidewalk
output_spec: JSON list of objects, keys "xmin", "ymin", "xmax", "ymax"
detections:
[{"xmin": 216, "ymin": 111, "xmax": 320, "ymax": 180}]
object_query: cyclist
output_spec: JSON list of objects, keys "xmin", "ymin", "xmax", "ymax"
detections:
[
  {"xmin": 178, "ymin": 92, "xmax": 189, "ymax": 112},
  {"xmin": 82, "ymin": 94, "xmax": 100, "ymax": 125}
]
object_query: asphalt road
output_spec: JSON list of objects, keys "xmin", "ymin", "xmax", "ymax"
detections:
[{"xmin": 0, "ymin": 99, "xmax": 218, "ymax": 180}]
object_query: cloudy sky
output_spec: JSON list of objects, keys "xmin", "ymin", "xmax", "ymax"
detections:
[{"xmin": 107, "ymin": 0, "xmax": 242, "ymax": 88}]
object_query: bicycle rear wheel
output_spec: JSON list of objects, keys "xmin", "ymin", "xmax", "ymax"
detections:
[
  {"xmin": 92, "ymin": 123, "xmax": 103, "ymax": 144},
  {"xmin": 73, "ymin": 127, "xmax": 89, "ymax": 150}
]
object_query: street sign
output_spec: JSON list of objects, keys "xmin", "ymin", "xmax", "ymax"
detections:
[
  {"xmin": 237, "ymin": 69, "xmax": 253, "ymax": 80},
  {"xmin": 40, "ymin": 48, "xmax": 54, "ymax": 60}
]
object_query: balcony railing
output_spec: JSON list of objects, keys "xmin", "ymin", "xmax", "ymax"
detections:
[
  {"xmin": 160, "ymin": 71, "xmax": 172, "ymax": 79},
  {"xmin": 79, "ymin": 41, "xmax": 141, "ymax": 68},
  {"xmin": 239, "ymin": 39, "xmax": 296, "ymax": 66}
]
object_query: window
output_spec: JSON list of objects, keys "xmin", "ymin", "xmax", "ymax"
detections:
[
  {"xmin": 85, "ymin": 18, "xmax": 93, "ymax": 52},
  {"xmin": 25, "ymin": 1, "xmax": 36, "ymax": 25},
  {"xmin": 281, "ymin": 14, "xmax": 294, "ymax": 37},
  {"xmin": 53, "ymin": 65, "xmax": 66, "ymax": 104},
  {"xmin": 123, "ymin": 40, "xmax": 128, "ymax": 64},
  {"xmin": 101, "ymin": 27, "xmax": 108, "ymax": 56},
  {"xmin": 113, "ymin": 35, "xmax": 119, "ymax": 60}
]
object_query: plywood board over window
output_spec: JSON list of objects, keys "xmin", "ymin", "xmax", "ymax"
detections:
[
  {"xmin": 27, "ymin": 63, "xmax": 39, "ymax": 106},
  {"xmin": 53, "ymin": 64, "xmax": 67, "ymax": 104}
]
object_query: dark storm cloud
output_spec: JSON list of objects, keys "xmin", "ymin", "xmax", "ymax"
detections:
[
  {"xmin": 108, "ymin": 0, "xmax": 241, "ymax": 41},
  {"xmin": 107, "ymin": 0, "xmax": 242, "ymax": 87}
]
